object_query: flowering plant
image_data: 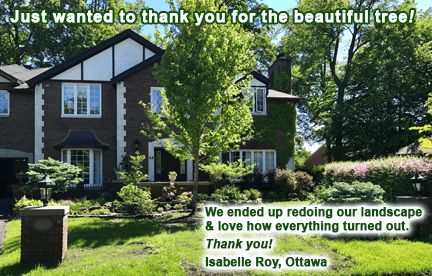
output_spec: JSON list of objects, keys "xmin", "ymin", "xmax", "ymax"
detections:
[
  {"xmin": 323, "ymin": 156, "xmax": 432, "ymax": 200},
  {"xmin": 162, "ymin": 181, "xmax": 183, "ymax": 201}
]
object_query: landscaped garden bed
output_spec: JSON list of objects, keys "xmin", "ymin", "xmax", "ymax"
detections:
[
  {"xmin": 7, "ymin": 156, "xmax": 432, "ymax": 275},
  {"xmin": 2, "ymin": 200, "xmax": 432, "ymax": 275}
]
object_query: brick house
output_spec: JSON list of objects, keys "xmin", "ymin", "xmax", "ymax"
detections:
[{"xmin": 0, "ymin": 29, "xmax": 299, "ymax": 197}]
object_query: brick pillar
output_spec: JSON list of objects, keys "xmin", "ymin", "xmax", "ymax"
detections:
[{"xmin": 19, "ymin": 206, "xmax": 69, "ymax": 263}]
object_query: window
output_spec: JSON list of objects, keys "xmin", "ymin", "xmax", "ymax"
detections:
[
  {"xmin": 180, "ymin": 160, "xmax": 186, "ymax": 174},
  {"xmin": 151, "ymin": 87, "xmax": 164, "ymax": 112},
  {"xmin": 61, "ymin": 149, "xmax": 103, "ymax": 187},
  {"xmin": 245, "ymin": 87, "xmax": 266, "ymax": 114},
  {"xmin": 62, "ymin": 84, "xmax": 101, "ymax": 117},
  {"xmin": 155, "ymin": 150, "xmax": 162, "ymax": 174},
  {"xmin": 230, "ymin": 150, "xmax": 276, "ymax": 173},
  {"xmin": 0, "ymin": 91, "xmax": 9, "ymax": 116},
  {"xmin": 255, "ymin": 88, "xmax": 265, "ymax": 113}
]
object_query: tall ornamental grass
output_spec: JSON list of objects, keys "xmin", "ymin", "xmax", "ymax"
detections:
[{"xmin": 324, "ymin": 155, "xmax": 432, "ymax": 200}]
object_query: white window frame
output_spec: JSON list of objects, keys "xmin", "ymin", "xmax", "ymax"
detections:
[
  {"xmin": 246, "ymin": 87, "xmax": 266, "ymax": 115},
  {"xmin": 61, "ymin": 83, "xmax": 102, "ymax": 118},
  {"xmin": 0, "ymin": 91, "xmax": 10, "ymax": 117},
  {"xmin": 61, "ymin": 148, "xmax": 103, "ymax": 187},
  {"xmin": 150, "ymin": 87, "xmax": 166, "ymax": 116},
  {"xmin": 229, "ymin": 149, "xmax": 276, "ymax": 173}
]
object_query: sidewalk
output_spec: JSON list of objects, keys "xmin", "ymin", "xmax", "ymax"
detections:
[{"xmin": 0, "ymin": 199, "xmax": 13, "ymax": 256}]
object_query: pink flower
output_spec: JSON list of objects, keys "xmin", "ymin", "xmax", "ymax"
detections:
[
  {"xmin": 169, "ymin": 192, "xmax": 174, "ymax": 196},
  {"xmin": 170, "ymin": 182, "xmax": 174, "ymax": 186},
  {"xmin": 188, "ymin": 191, "xmax": 192, "ymax": 195}
]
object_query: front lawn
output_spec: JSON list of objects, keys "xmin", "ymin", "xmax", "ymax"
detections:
[{"xmin": 1, "ymin": 204, "xmax": 432, "ymax": 275}]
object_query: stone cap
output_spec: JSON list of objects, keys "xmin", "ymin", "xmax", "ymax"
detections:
[{"xmin": 19, "ymin": 206, "xmax": 70, "ymax": 217}]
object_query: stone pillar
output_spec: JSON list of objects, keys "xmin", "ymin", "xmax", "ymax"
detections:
[{"xmin": 19, "ymin": 206, "xmax": 69, "ymax": 263}]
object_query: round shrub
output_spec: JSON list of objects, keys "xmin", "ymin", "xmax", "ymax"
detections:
[
  {"xmin": 244, "ymin": 188, "xmax": 261, "ymax": 200},
  {"xmin": 320, "ymin": 181, "xmax": 385, "ymax": 205},
  {"xmin": 117, "ymin": 185, "xmax": 154, "ymax": 214},
  {"xmin": 210, "ymin": 185, "xmax": 246, "ymax": 201},
  {"xmin": 274, "ymin": 168, "xmax": 296, "ymax": 198},
  {"xmin": 295, "ymin": 165, "xmax": 325, "ymax": 187},
  {"xmin": 294, "ymin": 171, "xmax": 314, "ymax": 195}
]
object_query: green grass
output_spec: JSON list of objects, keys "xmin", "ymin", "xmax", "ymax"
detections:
[
  {"xmin": 320, "ymin": 238, "xmax": 432, "ymax": 275},
  {"xmin": 1, "ymin": 201, "xmax": 432, "ymax": 275}
]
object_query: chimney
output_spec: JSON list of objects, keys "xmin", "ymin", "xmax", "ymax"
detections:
[{"xmin": 268, "ymin": 53, "xmax": 291, "ymax": 93}]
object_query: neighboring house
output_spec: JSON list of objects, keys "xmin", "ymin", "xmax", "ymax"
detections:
[
  {"xmin": 0, "ymin": 29, "xmax": 299, "ymax": 196},
  {"xmin": 394, "ymin": 140, "xmax": 432, "ymax": 156},
  {"xmin": 304, "ymin": 145, "xmax": 332, "ymax": 166}
]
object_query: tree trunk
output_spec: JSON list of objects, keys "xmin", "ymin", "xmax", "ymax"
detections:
[
  {"xmin": 334, "ymin": 85, "xmax": 345, "ymax": 161},
  {"xmin": 190, "ymin": 155, "xmax": 199, "ymax": 216}
]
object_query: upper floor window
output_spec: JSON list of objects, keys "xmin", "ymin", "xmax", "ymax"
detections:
[
  {"xmin": 151, "ymin": 87, "xmax": 164, "ymax": 112},
  {"xmin": 62, "ymin": 84, "xmax": 101, "ymax": 117},
  {"xmin": 245, "ymin": 87, "xmax": 266, "ymax": 114},
  {"xmin": 0, "ymin": 91, "xmax": 9, "ymax": 116}
]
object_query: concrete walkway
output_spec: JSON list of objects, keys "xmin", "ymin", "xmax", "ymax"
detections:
[{"xmin": 0, "ymin": 199, "xmax": 13, "ymax": 256}]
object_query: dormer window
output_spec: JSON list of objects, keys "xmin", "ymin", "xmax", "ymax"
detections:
[
  {"xmin": 0, "ymin": 91, "xmax": 9, "ymax": 116},
  {"xmin": 62, "ymin": 83, "xmax": 101, "ymax": 117},
  {"xmin": 246, "ymin": 87, "xmax": 266, "ymax": 114}
]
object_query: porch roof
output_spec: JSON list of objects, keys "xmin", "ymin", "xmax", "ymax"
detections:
[{"xmin": 53, "ymin": 130, "xmax": 109, "ymax": 150}]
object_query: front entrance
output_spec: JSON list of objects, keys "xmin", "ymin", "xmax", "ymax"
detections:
[
  {"xmin": 154, "ymin": 148, "xmax": 187, "ymax": 181},
  {"xmin": 0, "ymin": 158, "xmax": 29, "ymax": 198}
]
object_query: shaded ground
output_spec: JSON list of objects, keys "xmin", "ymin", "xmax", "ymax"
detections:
[{"xmin": 163, "ymin": 211, "xmax": 204, "ymax": 227}]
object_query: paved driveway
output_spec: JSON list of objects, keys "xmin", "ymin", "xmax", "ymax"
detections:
[{"xmin": 0, "ymin": 199, "xmax": 13, "ymax": 256}]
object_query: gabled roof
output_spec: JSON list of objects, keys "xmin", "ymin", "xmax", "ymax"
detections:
[
  {"xmin": 394, "ymin": 140, "xmax": 432, "ymax": 155},
  {"xmin": 111, "ymin": 51, "xmax": 164, "ymax": 84},
  {"xmin": 267, "ymin": 89, "xmax": 300, "ymax": 102},
  {"xmin": 304, "ymin": 145, "xmax": 326, "ymax": 166},
  {"xmin": 5, "ymin": 65, "xmax": 52, "ymax": 82},
  {"xmin": 27, "ymin": 29, "xmax": 163, "ymax": 87},
  {"xmin": 236, "ymin": 71, "xmax": 271, "ymax": 85},
  {"xmin": 0, "ymin": 65, "xmax": 22, "ymax": 83}
]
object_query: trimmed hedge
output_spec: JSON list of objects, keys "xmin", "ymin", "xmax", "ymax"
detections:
[{"xmin": 324, "ymin": 156, "xmax": 432, "ymax": 201}]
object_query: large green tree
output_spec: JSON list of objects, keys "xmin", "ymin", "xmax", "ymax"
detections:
[
  {"xmin": 342, "ymin": 5, "xmax": 432, "ymax": 160},
  {"xmin": 282, "ymin": 0, "xmax": 432, "ymax": 160},
  {"xmin": 153, "ymin": 0, "xmax": 277, "ymax": 73},
  {"xmin": 0, "ymin": 0, "xmax": 147, "ymax": 67},
  {"xmin": 281, "ymin": 0, "xmax": 383, "ymax": 160},
  {"xmin": 141, "ymin": 0, "xmax": 255, "ymax": 214}
]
